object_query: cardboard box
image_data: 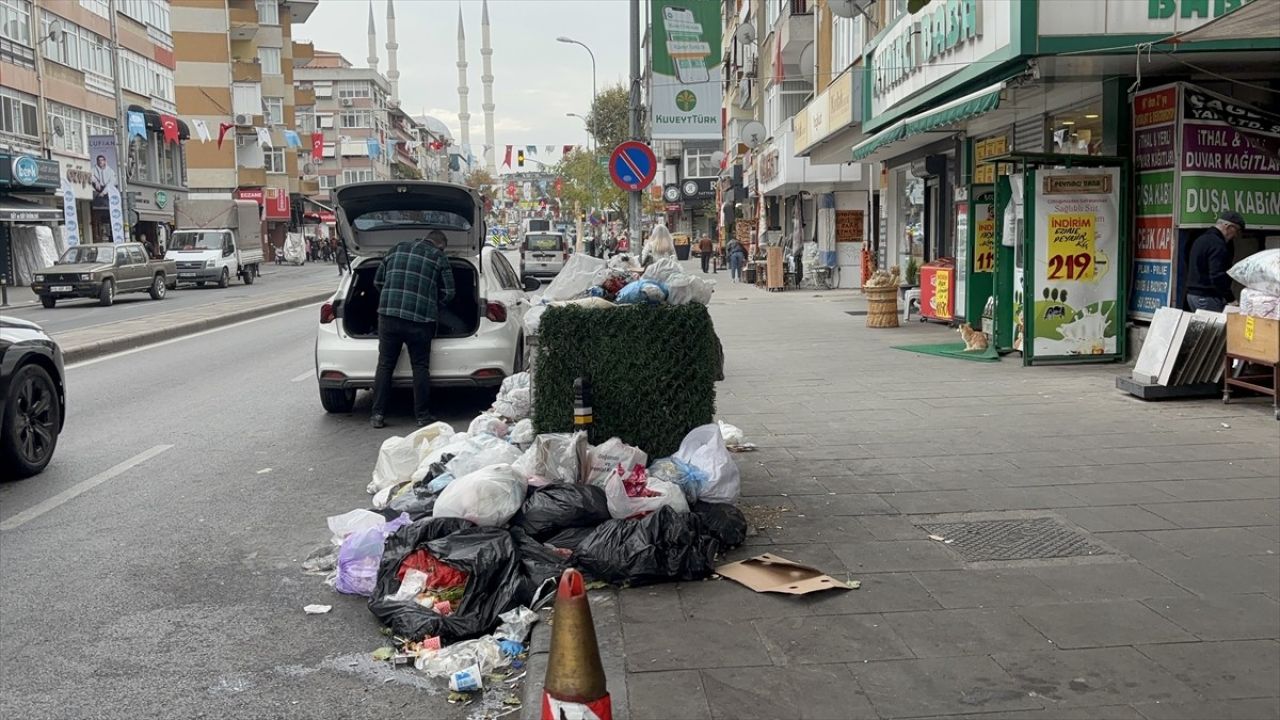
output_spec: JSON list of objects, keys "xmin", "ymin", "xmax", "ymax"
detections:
[
  {"xmin": 1227, "ymin": 312, "xmax": 1280, "ymax": 364},
  {"xmin": 715, "ymin": 553, "xmax": 849, "ymax": 596}
]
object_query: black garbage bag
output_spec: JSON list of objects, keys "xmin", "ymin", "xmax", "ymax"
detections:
[
  {"xmin": 510, "ymin": 526, "xmax": 569, "ymax": 589},
  {"xmin": 570, "ymin": 506, "xmax": 720, "ymax": 586},
  {"xmin": 516, "ymin": 484, "xmax": 611, "ymax": 541},
  {"xmin": 692, "ymin": 502, "xmax": 747, "ymax": 549},
  {"xmin": 369, "ymin": 516, "xmax": 553, "ymax": 643},
  {"xmin": 543, "ymin": 525, "xmax": 598, "ymax": 551}
]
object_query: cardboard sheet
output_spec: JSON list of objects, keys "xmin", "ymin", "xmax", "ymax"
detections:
[{"xmin": 715, "ymin": 553, "xmax": 849, "ymax": 596}]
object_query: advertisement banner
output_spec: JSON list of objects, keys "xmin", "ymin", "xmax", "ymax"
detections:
[
  {"xmin": 1032, "ymin": 167, "xmax": 1122, "ymax": 359},
  {"xmin": 61, "ymin": 182, "xmax": 80, "ymax": 247},
  {"xmin": 1179, "ymin": 84, "xmax": 1280, "ymax": 229},
  {"xmin": 88, "ymin": 135, "xmax": 121, "ymax": 211},
  {"xmin": 107, "ymin": 185, "xmax": 126, "ymax": 245},
  {"xmin": 1129, "ymin": 84, "xmax": 1180, "ymax": 321},
  {"xmin": 649, "ymin": 0, "xmax": 722, "ymax": 140}
]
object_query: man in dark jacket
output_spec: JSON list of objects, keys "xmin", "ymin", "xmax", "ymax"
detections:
[{"xmin": 1185, "ymin": 210, "xmax": 1244, "ymax": 312}]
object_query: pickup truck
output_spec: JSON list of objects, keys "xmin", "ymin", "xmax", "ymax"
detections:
[{"xmin": 31, "ymin": 243, "xmax": 177, "ymax": 307}]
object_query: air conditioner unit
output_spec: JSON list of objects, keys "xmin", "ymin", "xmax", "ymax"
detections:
[
  {"xmin": 234, "ymin": 113, "xmax": 253, "ymax": 126},
  {"xmin": 340, "ymin": 98, "xmax": 354, "ymax": 107}
]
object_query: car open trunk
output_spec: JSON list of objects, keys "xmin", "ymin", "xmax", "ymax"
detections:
[{"xmin": 341, "ymin": 257, "xmax": 481, "ymax": 339}]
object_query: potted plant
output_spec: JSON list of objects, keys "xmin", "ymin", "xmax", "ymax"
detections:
[{"xmin": 904, "ymin": 257, "xmax": 921, "ymax": 287}]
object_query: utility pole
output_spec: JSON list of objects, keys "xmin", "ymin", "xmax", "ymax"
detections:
[
  {"xmin": 108, "ymin": 0, "xmax": 130, "ymax": 239},
  {"xmin": 627, "ymin": 0, "xmax": 642, "ymax": 244}
]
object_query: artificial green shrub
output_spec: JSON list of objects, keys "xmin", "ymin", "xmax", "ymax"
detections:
[{"xmin": 533, "ymin": 303, "xmax": 720, "ymax": 458}]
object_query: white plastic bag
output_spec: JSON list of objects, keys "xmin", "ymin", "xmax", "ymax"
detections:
[
  {"xmin": 524, "ymin": 303, "xmax": 548, "ymax": 336},
  {"xmin": 492, "ymin": 373, "xmax": 533, "ymax": 421},
  {"xmin": 664, "ymin": 273, "xmax": 715, "ymax": 305},
  {"xmin": 414, "ymin": 432, "xmax": 475, "ymax": 482},
  {"xmin": 414, "ymin": 636, "xmax": 506, "ymax": 677},
  {"xmin": 673, "ymin": 423, "xmax": 741, "ymax": 503},
  {"xmin": 543, "ymin": 252, "xmax": 609, "ymax": 301},
  {"xmin": 513, "ymin": 431, "xmax": 589, "ymax": 483},
  {"xmin": 1240, "ymin": 288, "xmax": 1280, "ymax": 320},
  {"xmin": 468, "ymin": 413, "xmax": 510, "ymax": 439},
  {"xmin": 509, "ymin": 418, "xmax": 536, "ymax": 445},
  {"xmin": 603, "ymin": 473, "xmax": 689, "ymax": 519},
  {"xmin": 326, "ymin": 509, "xmax": 385, "ymax": 545},
  {"xmin": 717, "ymin": 420, "xmax": 746, "ymax": 448},
  {"xmin": 641, "ymin": 256, "xmax": 683, "ymax": 284},
  {"xmin": 585, "ymin": 438, "xmax": 648, "ymax": 487},
  {"xmin": 368, "ymin": 423, "xmax": 455, "ymax": 494},
  {"xmin": 432, "ymin": 464, "xmax": 528, "ymax": 526},
  {"xmin": 444, "ymin": 433, "xmax": 524, "ymax": 479},
  {"xmin": 1229, "ymin": 249, "xmax": 1280, "ymax": 296}
]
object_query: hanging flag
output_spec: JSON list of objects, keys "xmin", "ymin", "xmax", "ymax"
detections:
[
  {"xmin": 191, "ymin": 118, "xmax": 212, "ymax": 143},
  {"xmin": 310, "ymin": 132, "xmax": 323, "ymax": 160},
  {"xmin": 107, "ymin": 185, "xmax": 126, "ymax": 245},
  {"xmin": 217, "ymin": 122, "xmax": 234, "ymax": 148},
  {"xmin": 503, "ymin": 145, "xmax": 513, "ymax": 168},
  {"xmin": 563, "ymin": 145, "xmax": 574, "ymax": 156},
  {"xmin": 284, "ymin": 130, "xmax": 301, "ymax": 148},
  {"xmin": 526, "ymin": 145, "xmax": 538, "ymax": 156},
  {"xmin": 61, "ymin": 181, "xmax": 80, "ymax": 248},
  {"xmin": 545, "ymin": 145, "xmax": 555, "ymax": 155},
  {"xmin": 450, "ymin": 154, "xmax": 461, "ymax": 171},
  {"xmin": 127, "ymin": 111, "xmax": 147, "ymax": 140},
  {"xmin": 366, "ymin": 137, "xmax": 381, "ymax": 158},
  {"xmin": 256, "ymin": 126, "xmax": 273, "ymax": 148},
  {"xmin": 161, "ymin": 114, "xmax": 179, "ymax": 144}
]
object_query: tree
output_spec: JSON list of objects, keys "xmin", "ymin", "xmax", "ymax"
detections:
[
  {"xmin": 556, "ymin": 149, "xmax": 624, "ymax": 217},
  {"xmin": 465, "ymin": 167, "xmax": 495, "ymax": 190},
  {"xmin": 586, "ymin": 85, "xmax": 630, "ymax": 153}
]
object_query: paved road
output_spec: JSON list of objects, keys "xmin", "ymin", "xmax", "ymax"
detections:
[
  {"xmin": 3, "ymin": 263, "xmax": 340, "ymax": 337},
  {"xmin": 0, "ymin": 304, "xmax": 506, "ymax": 720}
]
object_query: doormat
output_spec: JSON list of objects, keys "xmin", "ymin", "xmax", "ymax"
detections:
[
  {"xmin": 892, "ymin": 342, "xmax": 1000, "ymax": 362},
  {"xmin": 844, "ymin": 310, "xmax": 868, "ymax": 317}
]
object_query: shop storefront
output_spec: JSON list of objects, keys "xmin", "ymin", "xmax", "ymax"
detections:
[
  {"xmin": 129, "ymin": 183, "xmax": 184, "ymax": 257},
  {"xmin": 54, "ymin": 153, "xmax": 96, "ymax": 247},
  {"xmin": 1, "ymin": 153, "xmax": 64, "ymax": 291},
  {"xmin": 234, "ymin": 187, "xmax": 290, "ymax": 258}
]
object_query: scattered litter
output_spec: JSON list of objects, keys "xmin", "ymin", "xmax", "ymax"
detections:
[
  {"xmin": 257, "ymin": 468, "xmax": 272, "ymax": 474},
  {"xmin": 303, "ymin": 604, "xmax": 332, "ymax": 615},
  {"xmin": 371, "ymin": 647, "xmax": 395, "ymax": 661},
  {"xmin": 928, "ymin": 534, "xmax": 946, "ymax": 542},
  {"xmin": 716, "ymin": 554, "xmax": 850, "ymax": 596},
  {"xmin": 1220, "ymin": 422, "xmax": 1231, "ymax": 428},
  {"xmin": 448, "ymin": 663, "xmax": 484, "ymax": 692},
  {"xmin": 845, "ymin": 580, "xmax": 862, "ymax": 590}
]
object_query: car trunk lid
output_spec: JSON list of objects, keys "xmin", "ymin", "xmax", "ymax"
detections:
[{"xmin": 334, "ymin": 182, "xmax": 482, "ymax": 261}]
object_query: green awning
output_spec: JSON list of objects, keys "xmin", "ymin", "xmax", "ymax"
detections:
[{"xmin": 852, "ymin": 81, "xmax": 1007, "ymax": 163}]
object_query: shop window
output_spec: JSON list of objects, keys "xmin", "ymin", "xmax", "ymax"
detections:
[
  {"xmin": 256, "ymin": 0, "xmax": 279, "ymax": 25},
  {"xmin": 0, "ymin": 86, "xmax": 39, "ymax": 139},
  {"xmin": 1049, "ymin": 101, "xmax": 1104, "ymax": 156},
  {"xmin": 896, "ymin": 167, "xmax": 925, "ymax": 268},
  {"xmin": 258, "ymin": 46, "xmax": 282, "ymax": 76}
]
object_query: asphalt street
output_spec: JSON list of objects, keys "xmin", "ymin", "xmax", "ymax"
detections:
[
  {"xmin": 0, "ymin": 303, "xmax": 508, "ymax": 720},
  {"xmin": 3, "ymin": 262, "xmax": 340, "ymax": 337}
]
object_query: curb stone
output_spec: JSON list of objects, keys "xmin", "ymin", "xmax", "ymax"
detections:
[
  {"xmin": 520, "ymin": 588, "xmax": 630, "ymax": 720},
  {"xmin": 60, "ymin": 290, "xmax": 332, "ymax": 363}
]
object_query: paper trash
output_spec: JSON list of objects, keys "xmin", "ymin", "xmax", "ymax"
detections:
[{"xmin": 714, "ymin": 553, "xmax": 850, "ymax": 596}]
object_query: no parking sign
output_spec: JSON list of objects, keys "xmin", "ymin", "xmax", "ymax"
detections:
[{"xmin": 608, "ymin": 141, "xmax": 657, "ymax": 192}]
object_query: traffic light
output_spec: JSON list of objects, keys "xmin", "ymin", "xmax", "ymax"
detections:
[{"xmin": 517, "ymin": 149, "xmax": 525, "ymax": 167}]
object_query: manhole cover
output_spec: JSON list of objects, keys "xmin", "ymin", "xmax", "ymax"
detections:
[{"xmin": 915, "ymin": 517, "xmax": 1111, "ymax": 562}]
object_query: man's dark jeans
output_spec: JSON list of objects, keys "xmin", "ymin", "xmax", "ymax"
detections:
[
  {"xmin": 1187, "ymin": 294, "xmax": 1227, "ymax": 312},
  {"xmin": 371, "ymin": 314, "xmax": 436, "ymax": 421}
]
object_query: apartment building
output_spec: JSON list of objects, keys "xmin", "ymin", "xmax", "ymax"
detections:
[
  {"xmin": 1, "ymin": 0, "xmax": 189, "ymax": 251},
  {"xmin": 172, "ymin": 0, "xmax": 316, "ymax": 252},
  {"xmin": 294, "ymin": 50, "xmax": 392, "ymax": 204}
]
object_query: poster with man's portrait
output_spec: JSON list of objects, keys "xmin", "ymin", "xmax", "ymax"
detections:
[{"xmin": 88, "ymin": 135, "xmax": 120, "ymax": 210}]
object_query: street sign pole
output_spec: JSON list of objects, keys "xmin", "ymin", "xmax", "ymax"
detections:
[{"xmin": 628, "ymin": 0, "xmax": 642, "ymax": 246}]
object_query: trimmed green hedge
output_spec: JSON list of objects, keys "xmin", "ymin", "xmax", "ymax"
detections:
[{"xmin": 533, "ymin": 304, "xmax": 720, "ymax": 458}]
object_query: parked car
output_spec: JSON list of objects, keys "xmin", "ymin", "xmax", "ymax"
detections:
[
  {"xmin": 315, "ymin": 181, "xmax": 540, "ymax": 414},
  {"xmin": 520, "ymin": 232, "xmax": 569, "ymax": 280},
  {"xmin": 31, "ymin": 243, "xmax": 177, "ymax": 308},
  {"xmin": 0, "ymin": 317, "xmax": 65, "ymax": 478}
]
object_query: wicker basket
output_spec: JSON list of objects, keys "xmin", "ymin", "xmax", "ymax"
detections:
[{"xmin": 863, "ymin": 285, "xmax": 900, "ymax": 328}]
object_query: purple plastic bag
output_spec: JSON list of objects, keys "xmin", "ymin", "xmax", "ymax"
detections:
[{"xmin": 334, "ymin": 513, "xmax": 411, "ymax": 596}]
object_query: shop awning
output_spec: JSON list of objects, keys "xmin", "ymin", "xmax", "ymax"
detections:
[
  {"xmin": 126, "ymin": 104, "xmax": 191, "ymax": 140},
  {"xmin": 0, "ymin": 195, "xmax": 62, "ymax": 223},
  {"xmin": 852, "ymin": 81, "xmax": 1007, "ymax": 163},
  {"xmin": 1165, "ymin": 0, "xmax": 1280, "ymax": 42}
]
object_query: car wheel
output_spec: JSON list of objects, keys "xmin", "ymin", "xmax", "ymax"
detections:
[
  {"xmin": 99, "ymin": 279, "xmax": 114, "ymax": 307},
  {"xmin": 149, "ymin": 274, "xmax": 167, "ymax": 300},
  {"xmin": 196, "ymin": 281, "xmax": 206, "ymax": 287},
  {"xmin": 40, "ymin": 296, "xmax": 56, "ymax": 309},
  {"xmin": 217, "ymin": 268, "xmax": 230, "ymax": 288},
  {"xmin": 0, "ymin": 363, "xmax": 61, "ymax": 478},
  {"xmin": 243, "ymin": 267, "xmax": 255, "ymax": 285},
  {"xmin": 319, "ymin": 386, "xmax": 356, "ymax": 413}
]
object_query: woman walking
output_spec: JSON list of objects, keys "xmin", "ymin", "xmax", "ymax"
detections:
[{"xmin": 727, "ymin": 239, "xmax": 747, "ymax": 283}]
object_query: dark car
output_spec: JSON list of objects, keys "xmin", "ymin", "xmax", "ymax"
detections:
[
  {"xmin": 31, "ymin": 243, "xmax": 177, "ymax": 308},
  {"xmin": 0, "ymin": 317, "xmax": 66, "ymax": 478}
]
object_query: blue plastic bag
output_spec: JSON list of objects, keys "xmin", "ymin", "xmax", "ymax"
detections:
[
  {"xmin": 647, "ymin": 457, "xmax": 708, "ymax": 503},
  {"xmin": 616, "ymin": 279, "xmax": 669, "ymax": 305},
  {"xmin": 334, "ymin": 512, "xmax": 411, "ymax": 596}
]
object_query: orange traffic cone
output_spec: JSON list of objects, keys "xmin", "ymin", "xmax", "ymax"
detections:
[{"xmin": 541, "ymin": 568, "xmax": 611, "ymax": 720}]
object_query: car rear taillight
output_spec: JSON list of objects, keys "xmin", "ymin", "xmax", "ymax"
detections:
[
  {"xmin": 320, "ymin": 302, "xmax": 335, "ymax": 324},
  {"xmin": 485, "ymin": 301, "xmax": 507, "ymax": 323},
  {"xmin": 471, "ymin": 368, "xmax": 505, "ymax": 380},
  {"xmin": 320, "ymin": 370, "xmax": 347, "ymax": 381},
  {"xmin": 562, "ymin": 250, "xmax": 569, "ymax": 261}
]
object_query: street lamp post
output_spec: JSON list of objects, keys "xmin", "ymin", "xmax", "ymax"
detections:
[
  {"xmin": 556, "ymin": 37, "xmax": 597, "ymax": 104},
  {"xmin": 566, "ymin": 112, "xmax": 591, "ymax": 151}
]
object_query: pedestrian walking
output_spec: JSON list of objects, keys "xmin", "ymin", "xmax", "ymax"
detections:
[
  {"xmin": 370, "ymin": 230, "xmax": 456, "ymax": 429},
  {"xmin": 1185, "ymin": 210, "xmax": 1244, "ymax": 312},
  {"xmin": 698, "ymin": 233, "xmax": 713, "ymax": 273},
  {"xmin": 728, "ymin": 239, "xmax": 747, "ymax": 283}
]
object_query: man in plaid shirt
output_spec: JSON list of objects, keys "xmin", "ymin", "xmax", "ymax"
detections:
[{"xmin": 370, "ymin": 230, "xmax": 456, "ymax": 428}]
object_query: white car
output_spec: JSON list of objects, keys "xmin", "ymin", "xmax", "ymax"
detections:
[{"xmin": 315, "ymin": 181, "xmax": 538, "ymax": 414}]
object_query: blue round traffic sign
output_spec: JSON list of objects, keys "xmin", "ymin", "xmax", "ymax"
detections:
[{"xmin": 609, "ymin": 141, "xmax": 657, "ymax": 192}]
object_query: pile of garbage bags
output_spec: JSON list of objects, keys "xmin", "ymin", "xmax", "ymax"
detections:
[
  {"xmin": 525, "ymin": 253, "xmax": 715, "ymax": 336},
  {"xmin": 1231, "ymin": 249, "xmax": 1280, "ymax": 320},
  {"xmin": 321, "ymin": 373, "xmax": 749, "ymax": 649}
]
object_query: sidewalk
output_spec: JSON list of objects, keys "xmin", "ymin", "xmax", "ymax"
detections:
[{"xmin": 617, "ymin": 284, "xmax": 1279, "ymax": 720}]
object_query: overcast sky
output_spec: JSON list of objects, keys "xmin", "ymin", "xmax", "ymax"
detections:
[{"xmin": 298, "ymin": 0, "xmax": 631, "ymax": 161}]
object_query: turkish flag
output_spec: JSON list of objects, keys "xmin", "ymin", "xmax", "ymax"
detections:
[
  {"xmin": 310, "ymin": 132, "xmax": 324, "ymax": 161},
  {"xmin": 563, "ymin": 145, "xmax": 574, "ymax": 156},
  {"xmin": 502, "ymin": 145, "xmax": 512, "ymax": 168},
  {"xmin": 161, "ymin": 114, "xmax": 179, "ymax": 144},
  {"xmin": 217, "ymin": 122, "xmax": 234, "ymax": 149}
]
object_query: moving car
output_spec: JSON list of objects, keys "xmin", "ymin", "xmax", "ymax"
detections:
[
  {"xmin": 31, "ymin": 243, "xmax": 177, "ymax": 307},
  {"xmin": 169, "ymin": 199, "xmax": 264, "ymax": 287},
  {"xmin": 520, "ymin": 231, "xmax": 569, "ymax": 280},
  {"xmin": 315, "ymin": 181, "xmax": 539, "ymax": 414},
  {"xmin": 0, "ymin": 317, "xmax": 65, "ymax": 478}
]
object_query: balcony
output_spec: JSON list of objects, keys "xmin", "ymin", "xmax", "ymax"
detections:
[
  {"xmin": 238, "ymin": 166, "xmax": 267, "ymax": 187},
  {"xmin": 293, "ymin": 41, "xmax": 314, "ymax": 67},
  {"xmin": 229, "ymin": 4, "xmax": 259, "ymax": 41},
  {"xmin": 232, "ymin": 60, "xmax": 262, "ymax": 83},
  {"xmin": 294, "ymin": 87, "xmax": 315, "ymax": 106},
  {"xmin": 288, "ymin": 0, "xmax": 320, "ymax": 23},
  {"xmin": 777, "ymin": 0, "xmax": 815, "ymax": 66}
]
